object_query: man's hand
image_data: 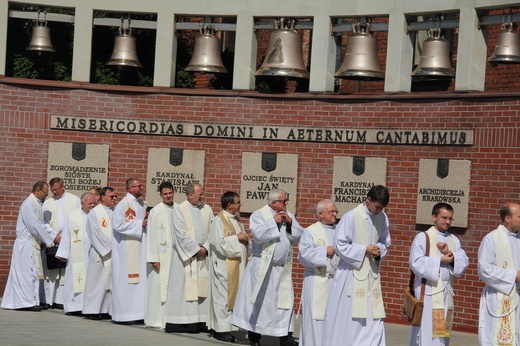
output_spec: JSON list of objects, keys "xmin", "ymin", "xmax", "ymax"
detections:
[
  {"xmin": 326, "ymin": 245, "xmax": 335, "ymax": 258},
  {"xmin": 142, "ymin": 218, "xmax": 148, "ymax": 228},
  {"xmin": 54, "ymin": 233, "xmax": 61, "ymax": 244},
  {"xmin": 516, "ymin": 270, "xmax": 520, "ymax": 282},
  {"xmin": 366, "ymin": 244, "xmax": 380, "ymax": 258},
  {"xmin": 197, "ymin": 246, "xmax": 208, "ymax": 258},
  {"xmin": 437, "ymin": 242, "xmax": 449, "ymax": 254},
  {"xmin": 441, "ymin": 252, "xmax": 454, "ymax": 264},
  {"xmin": 151, "ymin": 262, "xmax": 160, "ymax": 271},
  {"xmin": 273, "ymin": 211, "xmax": 292, "ymax": 225},
  {"xmin": 237, "ymin": 232, "xmax": 249, "ymax": 245}
]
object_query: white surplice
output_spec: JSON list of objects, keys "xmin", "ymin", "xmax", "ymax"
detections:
[
  {"xmin": 209, "ymin": 210, "xmax": 250, "ymax": 333},
  {"xmin": 164, "ymin": 201, "xmax": 213, "ymax": 325},
  {"xmin": 55, "ymin": 208, "xmax": 91, "ymax": 313},
  {"xmin": 231, "ymin": 206, "xmax": 303, "ymax": 337},
  {"xmin": 323, "ymin": 204, "xmax": 390, "ymax": 346},
  {"xmin": 408, "ymin": 229, "xmax": 469, "ymax": 346},
  {"xmin": 478, "ymin": 225, "xmax": 520, "ymax": 346},
  {"xmin": 1, "ymin": 194, "xmax": 55, "ymax": 309},
  {"xmin": 145, "ymin": 202, "xmax": 175, "ymax": 328},
  {"xmin": 111, "ymin": 193, "xmax": 147, "ymax": 322},
  {"xmin": 82, "ymin": 204, "xmax": 113, "ymax": 315},
  {"xmin": 42, "ymin": 191, "xmax": 81, "ymax": 305},
  {"xmin": 297, "ymin": 222, "xmax": 337, "ymax": 346}
]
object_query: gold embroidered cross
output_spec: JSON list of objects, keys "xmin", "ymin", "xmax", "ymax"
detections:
[
  {"xmin": 372, "ymin": 288, "xmax": 381, "ymax": 300},
  {"xmin": 355, "ymin": 288, "xmax": 366, "ymax": 298},
  {"xmin": 76, "ymin": 276, "xmax": 82, "ymax": 284}
]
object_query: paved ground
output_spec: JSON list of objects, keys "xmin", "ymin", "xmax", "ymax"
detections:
[{"xmin": 0, "ymin": 304, "xmax": 478, "ymax": 346}]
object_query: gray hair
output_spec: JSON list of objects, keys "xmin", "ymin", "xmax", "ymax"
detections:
[
  {"xmin": 268, "ymin": 189, "xmax": 287, "ymax": 204},
  {"xmin": 316, "ymin": 199, "xmax": 334, "ymax": 214},
  {"xmin": 80, "ymin": 192, "xmax": 96, "ymax": 202}
]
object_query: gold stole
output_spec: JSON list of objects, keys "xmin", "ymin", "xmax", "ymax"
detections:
[
  {"xmin": 217, "ymin": 211, "xmax": 243, "ymax": 311},
  {"xmin": 250, "ymin": 205, "xmax": 293, "ymax": 309},
  {"xmin": 151, "ymin": 204, "xmax": 173, "ymax": 303},
  {"xmin": 28, "ymin": 194, "xmax": 44, "ymax": 280},
  {"xmin": 307, "ymin": 222, "xmax": 331, "ymax": 320},
  {"xmin": 94, "ymin": 204, "xmax": 112, "ymax": 291},
  {"xmin": 492, "ymin": 228, "xmax": 516, "ymax": 346},
  {"xmin": 179, "ymin": 201, "xmax": 212, "ymax": 301},
  {"xmin": 122, "ymin": 197, "xmax": 144, "ymax": 284},
  {"xmin": 352, "ymin": 204, "xmax": 386, "ymax": 319},
  {"xmin": 426, "ymin": 227, "xmax": 455, "ymax": 338},
  {"xmin": 69, "ymin": 209, "xmax": 86, "ymax": 294}
]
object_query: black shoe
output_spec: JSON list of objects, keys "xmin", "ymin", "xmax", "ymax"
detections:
[
  {"xmin": 39, "ymin": 303, "xmax": 50, "ymax": 310},
  {"xmin": 100, "ymin": 313, "xmax": 112, "ymax": 320},
  {"xmin": 17, "ymin": 305, "xmax": 44, "ymax": 312},
  {"xmin": 66, "ymin": 311, "xmax": 83, "ymax": 316},
  {"xmin": 51, "ymin": 303, "xmax": 64, "ymax": 309},
  {"xmin": 214, "ymin": 332, "xmax": 236, "ymax": 343},
  {"xmin": 250, "ymin": 342, "xmax": 261, "ymax": 346},
  {"xmin": 280, "ymin": 334, "xmax": 298, "ymax": 346}
]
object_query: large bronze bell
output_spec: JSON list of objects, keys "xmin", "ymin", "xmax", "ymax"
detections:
[
  {"xmin": 488, "ymin": 22, "xmax": 520, "ymax": 67},
  {"xmin": 412, "ymin": 28, "xmax": 454, "ymax": 78},
  {"xmin": 335, "ymin": 22, "xmax": 384, "ymax": 80},
  {"xmin": 185, "ymin": 25, "xmax": 228, "ymax": 73},
  {"xmin": 255, "ymin": 18, "xmax": 309, "ymax": 78},
  {"xmin": 26, "ymin": 12, "xmax": 55, "ymax": 53},
  {"xmin": 106, "ymin": 19, "xmax": 142, "ymax": 68}
]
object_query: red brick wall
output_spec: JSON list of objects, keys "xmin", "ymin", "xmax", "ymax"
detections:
[{"xmin": 1, "ymin": 80, "xmax": 520, "ymax": 333}]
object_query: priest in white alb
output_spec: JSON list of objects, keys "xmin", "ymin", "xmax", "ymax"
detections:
[
  {"xmin": 323, "ymin": 185, "xmax": 391, "ymax": 346},
  {"xmin": 409, "ymin": 203, "xmax": 468, "ymax": 346},
  {"xmin": 208, "ymin": 191, "xmax": 250, "ymax": 343},
  {"xmin": 478, "ymin": 202, "xmax": 520, "ymax": 346},
  {"xmin": 55, "ymin": 192, "xmax": 97, "ymax": 314},
  {"xmin": 164, "ymin": 182, "xmax": 214, "ymax": 333},
  {"xmin": 111, "ymin": 178, "xmax": 148, "ymax": 323},
  {"xmin": 1, "ymin": 181, "xmax": 58, "ymax": 311},
  {"xmin": 42, "ymin": 177, "xmax": 81, "ymax": 309},
  {"xmin": 83, "ymin": 186, "xmax": 117, "ymax": 319},
  {"xmin": 231, "ymin": 189, "xmax": 303, "ymax": 346},
  {"xmin": 145, "ymin": 181, "xmax": 176, "ymax": 329},
  {"xmin": 298, "ymin": 199, "xmax": 339, "ymax": 346}
]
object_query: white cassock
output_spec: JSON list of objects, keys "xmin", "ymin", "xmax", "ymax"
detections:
[
  {"xmin": 111, "ymin": 193, "xmax": 147, "ymax": 322},
  {"xmin": 408, "ymin": 229, "xmax": 468, "ymax": 346},
  {"xmin": 323, "ymin": 204, "xmax": 390, "ymax": 346},
  {"xmin": 297, "ymin": 222, "xmax": 337, "ymax": 346},
  {"xmin": 209, "ymin": 210, "xmax": 250, "ymax": 333},
  {"xmin": 478, "ymin": 225, "xmax": 520, "ymax": 346},
  {"xmin": 1, "ymin": 194, "xmax": 55, "ymax": 309},
  {"xmin": 83, "ymin": 204, "xmax": 113, "ymax": 315},
  {"xmin": 164, "ymin": 201, "xmax": 213, "ymax": 325},
  {"xmin": 231, "ymin": 205, "xmax": 303, "ymax": 337},
  {"xmin": 145, "ymin": 202, "xmax": 175, "ymax": 328},
  {"xmin": 42, "ymin": 191, "xmax": 81, "ymax": 305},
  {"xmin": 55, "ymin": 208, "xmax": 92, "ymax": 313}
]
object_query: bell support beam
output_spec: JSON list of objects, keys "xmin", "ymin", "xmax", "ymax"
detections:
[
  {"xmin": 154, "ymin": 13, "xmax": 176, "ymax": 87},
  {"xmin": 454, "ymin": 7, "xmax": 487, "ymax": 92},
  {"xmin": 309, "ymin": 15, "xmax": 336, "ymax": 92},
  {"xmin": 384, "ymin": 11, "xmax": 414, "ymax": 92},
  {"xmin": 233, "ymin": 15, "xmax": 256, "ymax": 90}
]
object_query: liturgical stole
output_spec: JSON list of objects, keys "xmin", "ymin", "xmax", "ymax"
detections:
[
  {"xmin": 426, "ymin": 227, "xmax": 455, "ymax": 338},
  {"xmin": 68, "ymin": 209, "xmax": 86, "ymax": 294},
  {"xmin": 94, "ymin": 204, "xmax": 112, "ymax": 291},
  {"xmin": 149, "ymin": 203, "xmax": 173, "ymax": 303},
  {"xmin": 28, "ymin": 193, "xmax": 44, "ymax": 280},
  {"xmin": 491, "ymin": 228, "xmax": 517, "ymax": 346},
  {"xmin": 250, "ymin": 205, "xmax": 293, "ymax": 310},
  {"xmin": 307, "ymin": 222, "xmax": 332, "ymax": 320},
  {"xmin": 121, "ymin": 196, "xmax": 145, "ymax": 284},
  {"xmin": 352, "ymin": 204, "xmax": 386, "ymax": 319},
  {"xmin": 180, "ymin": 201, "xmax": 212, "ymax": 301},
  {"xmin": 217, "ymin": 211, "xmax": 243, "ymax": 311}
]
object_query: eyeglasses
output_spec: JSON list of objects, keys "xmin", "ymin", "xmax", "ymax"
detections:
[
  {"xmin": 130, "ymin": 185, "xmax": 143, "ymax": 188},
  {"xmin": 105, "ymin": 195, "xmax": 117, "ymax": 199},
  {"xmin": 274, "ymin": 199, "xmax": 289, "ymax": 204},
  {"xmin": 324, "ymin": 210, "xmax": 339, "ymax": 215},
  {"xmin": 439, "ymin": 216, "xmax": 454, "ymax": 222},
  {"xmin": 232, "ymin": 201, "xmax": 241, "ymax": 205}
]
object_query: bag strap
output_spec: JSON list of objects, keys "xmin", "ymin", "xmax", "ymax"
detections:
[{"xmin": 408, "ymin": 232, "xmax": 430, "ymax": 301}]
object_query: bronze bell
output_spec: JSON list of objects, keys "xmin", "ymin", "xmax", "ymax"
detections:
[
  {"xmin": 255, "ymin": 18, "xmax": 309, "ymax": 78},
  {"xmin": 185, "ymin": 25, "xmax": 228, "ymax": 73},
  {"xmin": 106, "ymin": 19, "xmax": 142, "ymax": 68},
  {"xmin": 26, "ymin": 12, "xmax": 55, "ymax": 53},
  {"xmin": 488, "ymin": 22, "xmax": 520, "ymax": 67},
  {"xmin": 412, "ymin": 28, "xmax": 454, "ymax": 78},
  {"xmin": 335, "ymin": 22, "xmax": 384, "ymax": 80}
]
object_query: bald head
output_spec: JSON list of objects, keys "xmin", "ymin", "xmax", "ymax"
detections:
[{"xmin": 501, "ymin": 203, "xmax": 520, "ymax": 233}]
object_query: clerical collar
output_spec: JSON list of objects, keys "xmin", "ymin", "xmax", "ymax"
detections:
[
  {"xmin": 501, "ymin": 224, "xmax": 519, "ymax": 236},
  {"xmin": 223, "ymin": 210, "xmax": 235, "ymax": 218},
  {"xmin": 163, "ymin": 202, "xmax": 174, "ymax": 208},
  {"xmin": 188, "ymin": 201, "xmax": 205, "ymax": 210},
  {"xmin": 363, "ymin": 203, "xmax": 375, "ymax": 216},
  {"xmin": 319, "ymin": 221, "xmax": 335, "ymax": 229}
]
